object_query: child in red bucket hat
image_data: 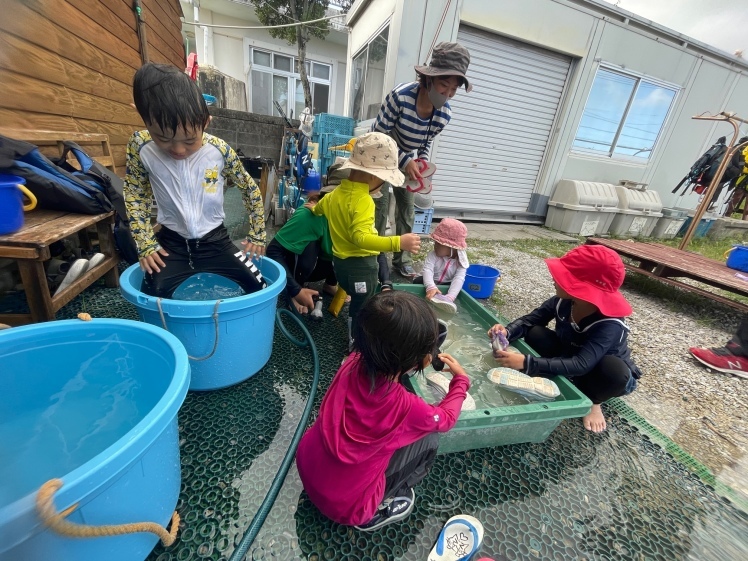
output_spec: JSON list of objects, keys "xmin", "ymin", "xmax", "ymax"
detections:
[{"xmin": 488, "ymin": 245, "xmax": 641, "ymax": 433}]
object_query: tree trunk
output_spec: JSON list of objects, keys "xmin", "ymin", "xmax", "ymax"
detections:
[
  {"xmin": 297, "ymin": 29, "xmax": 313, "ymax": 110},
  {"xmin": 289, "ymin": 0, "xmax": 313, "ymax": 113}
]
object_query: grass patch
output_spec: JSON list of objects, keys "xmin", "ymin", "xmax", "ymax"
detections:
[{"xmin": 657, "ymin": 236, "xmax": 745, "ymax": 261}]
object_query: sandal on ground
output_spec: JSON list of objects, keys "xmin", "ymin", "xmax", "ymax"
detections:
[{"xmin": 428, "ymin": 514, "xmax": 484, "ymax": 561}]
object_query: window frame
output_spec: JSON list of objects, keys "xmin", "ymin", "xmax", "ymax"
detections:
[
  {"xmin": 349, "ymin": 23, "xmax": 390, "ymax": 122},
  {"xmin": 571, "ymin": 64, "xmax": 680, "ymax": 163},
  {"xmin": 248, "ymin": 47, "xmax": 332, "ymax": 118}
]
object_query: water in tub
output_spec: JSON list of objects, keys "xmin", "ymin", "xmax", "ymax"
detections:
[
  {"xmin": 171, "ymin": 272, "xmax": 247, "ymax": 300},
  {"xmin": 419, "ymin": 306, "xmax": 554, "ymax": 409},
  {"xmin": 0, "ymin": 335, "xmax": 171, "ymax": 505}
]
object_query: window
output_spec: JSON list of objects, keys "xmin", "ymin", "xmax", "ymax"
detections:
[
  {"xmin": 572, "ymin": 67, "xmax": 678, "ymax": 161},
  {"xmin": 249, "ymin": 48, "xmax": 332, "ymax": 119},
  {"xmin": 183, "ymin": 31, "xmax": 196, "ymax": 58},
  {"xmin": 350, "ymin": 25, "xmax": 389, "ymax": 121}
]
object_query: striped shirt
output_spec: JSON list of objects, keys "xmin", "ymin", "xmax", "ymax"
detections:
[{"xmin": 371, "ymin": 82, "xmax": 451, "ymax": 170}]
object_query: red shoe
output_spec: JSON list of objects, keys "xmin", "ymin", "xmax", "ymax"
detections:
[{"xmin": 688, "ymin": 346, "xmax": 748, "ymax": 379}]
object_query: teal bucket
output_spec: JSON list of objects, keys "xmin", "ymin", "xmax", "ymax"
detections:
[
  {"xmin": 463, "ymin": 264, "xmax": 501, "ymax": 299},
  {"xmin": 120, "ymin": 257, "xmax": 286, "ymax": 391}
]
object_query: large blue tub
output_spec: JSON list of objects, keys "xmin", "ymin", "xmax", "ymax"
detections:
[
  {"xmin": 0, "ymin": 319, "xmax": 190, "ymax": 561},
  {"xmin": 120, "ymin": 257, "xmax": 286, "ymax": 391}
]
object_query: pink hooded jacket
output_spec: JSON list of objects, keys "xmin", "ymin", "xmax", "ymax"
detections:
[{"xmin": 296, "ymin": 353, "xmax": 469, "ymax": 525}]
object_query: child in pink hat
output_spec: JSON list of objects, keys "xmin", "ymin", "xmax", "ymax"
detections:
[
  {"xmin": 413, "ymin": 218, "xmax": 469, "ymax": 311},
  {"xmin": 488, "ymin": 244, "xmax": 641, "ymax": 433}
]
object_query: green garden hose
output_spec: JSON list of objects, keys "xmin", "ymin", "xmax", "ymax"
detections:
[{"xmin": 228, "ymin": 308, "xmax": 320, "ymax": 561}]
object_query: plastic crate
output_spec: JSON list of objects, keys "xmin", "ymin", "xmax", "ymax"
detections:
[
  {"xmin": 313, "ymin": 113, "xmax": 355, "ymax": 138},
  {"xmin": 395, "ymin": 284, "xmax": 592, "ymax": 454},
  {"xmin": 319, "ymin": 133, "xmax": 353, "ymax": 156},
  {"xmin": 319, "ymin": 150, "xmax": 350, "ymax": 177},
  {"xmin": 412, "ymin": 207, "xmax": 434, "ymax": 234}
]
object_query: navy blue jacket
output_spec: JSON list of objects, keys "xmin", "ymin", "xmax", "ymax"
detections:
[{"xmin": 505, "ymin": 297, "xmax": 641, "ymax": 379}]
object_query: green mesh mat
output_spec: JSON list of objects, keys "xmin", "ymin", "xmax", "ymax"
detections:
[{"xmin": 48, "ymin": 284, "xmax": 748, "ymax": 561}]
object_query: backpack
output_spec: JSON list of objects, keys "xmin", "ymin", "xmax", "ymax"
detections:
[{"xmin": 0, "ymin": 135, "xmax": 139, "ymax": 264}]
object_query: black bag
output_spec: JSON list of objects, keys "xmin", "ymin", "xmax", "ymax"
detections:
[
  {"xmin": 56, "ymin": 142, "xmax": 139, "ymax": 264},
  {"xmin": 0, "ymin": 135, "xmax": 139, "ymax": 264}
]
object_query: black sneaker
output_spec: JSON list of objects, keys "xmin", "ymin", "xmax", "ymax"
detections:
[
  {"xmin": 394, "ymin": 264, "xmax": 418, "ymax": 278},
  {"xmin": 354, "ymin": 488, "xmax": 415, "ymax": 532}
]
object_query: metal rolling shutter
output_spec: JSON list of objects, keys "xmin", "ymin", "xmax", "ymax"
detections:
[{"xmin": 433, "ymin": 25, "xmax": 572, "ymax": 215}]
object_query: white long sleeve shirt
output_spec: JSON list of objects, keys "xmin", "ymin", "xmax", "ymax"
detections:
[{"xmin": 422, "ymin": 250, "xmax": 469, "ymax": 301}]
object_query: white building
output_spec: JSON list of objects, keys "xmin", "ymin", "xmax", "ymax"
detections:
[
  {"xmin": 181, "ymin": 0, "xmax": 349, "ymax": 118},
  {"xmin": 346, "ymin": 0, "xmax": 748, "ymax": 222}
]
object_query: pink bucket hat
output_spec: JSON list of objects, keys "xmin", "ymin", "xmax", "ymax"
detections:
[
  {"xmin": 545, "ymin": 245, "xmax": 632, "ymax": 317},
  {"xmin": 431, "ymin": 218, "xmax": 467, "ymax": 250},
  {"xmin": 431, "ymin": 218, "xmax": 469, "ymax": 269}
]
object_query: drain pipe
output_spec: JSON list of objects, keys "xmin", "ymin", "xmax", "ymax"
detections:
[{"xmin": 228, "ymin": 308, "xmax": 320, "ymax": 561}]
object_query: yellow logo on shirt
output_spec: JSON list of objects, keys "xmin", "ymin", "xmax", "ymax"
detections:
[{"xmin": 202, "ymin": 166, "xmax": 219, "ymax": 193}]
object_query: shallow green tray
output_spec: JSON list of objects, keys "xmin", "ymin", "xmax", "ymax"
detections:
[{"xmin": 394, "ymin": 284, "xmax": 592, "ymax": 454}]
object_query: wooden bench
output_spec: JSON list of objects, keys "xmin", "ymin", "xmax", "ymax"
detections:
[{"xmin": 0, "ymin": 129, "xmax": 122, "ymax": 324}]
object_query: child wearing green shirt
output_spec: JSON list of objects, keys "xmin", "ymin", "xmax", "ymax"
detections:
[{"xmin": 266, "ymin": 193, "xmax": 337, "ymax": 314}]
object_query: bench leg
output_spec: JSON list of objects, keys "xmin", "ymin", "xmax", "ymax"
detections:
[
  {"xmin": 18, "ymin": 261, "xmax": 55, "ymax": 322},
  {"xmin": 96, "ymin": 220, "xmax": 120, "ymax": 288}
]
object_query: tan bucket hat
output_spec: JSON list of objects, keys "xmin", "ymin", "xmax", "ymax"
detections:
[{"xmin": 338, "ymin": 132, "xmax": 405, "ymax": 186}]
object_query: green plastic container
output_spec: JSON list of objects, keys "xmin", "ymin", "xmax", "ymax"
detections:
[{"xmin": 394, "ymin": 284, "xmax": 592, "ymax": 454}]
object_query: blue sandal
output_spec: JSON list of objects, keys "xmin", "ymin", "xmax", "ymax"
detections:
[{"xmin": 428, "ymin": 515, "xmax": 484, "ymax": 561}]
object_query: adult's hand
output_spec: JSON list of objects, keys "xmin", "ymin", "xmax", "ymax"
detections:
[{"xmin": 405, "ymin": 159, "xmax": 423, "ymax": 181}]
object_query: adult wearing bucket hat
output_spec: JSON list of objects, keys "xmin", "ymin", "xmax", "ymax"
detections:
[
  {"xmin": 487, "ymin": 245, "xmax": 642, "ymax": 433},
  {"xmin": 371, "ymin": 42, "xmax": 472, "ymax": 282}
]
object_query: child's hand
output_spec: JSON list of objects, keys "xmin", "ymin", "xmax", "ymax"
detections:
[
  {"xmin": 303, "ymin": 202, "xmax": 315, "ymax": 210},
  {"xmin": 139, "ymin": 248, "xmax": 169, "ymax": 274},
  {"xmin": 494, "ymin": 350, "xmax": 526, "ymax": 371},
  {"xmin": 487, "ymin": 324, "xmax": 508, "ymax": 339},
  {"xmin": 400, "ymin": 233, "xmax": 421, "ymax": 253},
  {"xmin": 294, "ymin": 287, "xmax": 319, "ymax": 311},
  {"xmin": 242, "ymin": 240, "xmax": 265, "ymax": 260},
  {"xmin": 438, "ymin": 353, "xmax": 468, "ymax": 378},
  {"xmin": 426, "ymin": 287, "xmax": 441, "ymax": 299}
]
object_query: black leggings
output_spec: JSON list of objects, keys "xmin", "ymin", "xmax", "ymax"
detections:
[
  {"xmin": 383, "ymin": 433, "xmax": 439, "ymax": 499},
  {"xmin": 525, "ymin": 326, "xmax": 632, "ymax": 404},
  {"xmin": 141, "ymin": 225, "xmax": 266, "ymax": 298},
  {"xmin": 265, "ymin": 239, "xmax": 336, "ymax": 299}
]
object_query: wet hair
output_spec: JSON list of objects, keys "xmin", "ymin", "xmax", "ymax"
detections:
[
  {"xmin": 133, "ymin": 63, "xmax": 210, "ymax": 136},
  {"xmin": 353, "ymin": 291, "xmax": 439, "ymax": 389}
]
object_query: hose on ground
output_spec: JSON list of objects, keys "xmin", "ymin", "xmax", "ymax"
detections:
[{"xmin": 228, "ymin": 307, "xmax": 320, "ymax": 561}]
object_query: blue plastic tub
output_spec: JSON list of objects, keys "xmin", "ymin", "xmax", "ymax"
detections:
[
  {"xmin": 463, "ymin": 264, "xmax": 501, "ymax": 299},
  {"xmin": 677, "ymin": 215, "xmax": 715, "ymax": 238},
  {"xmin": 120, "ymin": 257, "xmax": 286, "ymax": 391},
  {"xmin": 0, "ymin": 319, "xmax": 190, "ymax": 561}
]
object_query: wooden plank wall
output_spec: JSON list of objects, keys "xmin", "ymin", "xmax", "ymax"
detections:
[{"xmin": 0, "ymin": 0, "xmax": 185, "ymax": 173}]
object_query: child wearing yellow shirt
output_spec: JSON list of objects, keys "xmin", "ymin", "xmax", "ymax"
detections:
[{"xmin": 311, "ymin": 132, "xmax": 421, "ymax": 336}]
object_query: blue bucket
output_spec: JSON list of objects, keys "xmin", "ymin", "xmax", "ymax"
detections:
[
  {"xmin": 119, "ymin": 257, "xmax": 286, "ymax": 391},
  {"xmin": 726, "ymin": 245, "xmax": 748, "ymax": 273},
  {"xmin": 463, "ymin": 264, "xmax": 501, "ymax": 299},
  {"xmin": 0, "ymin": 319, "xmax": 190, "ymax": 561}
]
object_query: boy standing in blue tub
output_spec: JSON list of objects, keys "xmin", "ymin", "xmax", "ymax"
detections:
[{"xmin": 124, "ymin": 63, "xmax": 266, "ymax": 298}]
